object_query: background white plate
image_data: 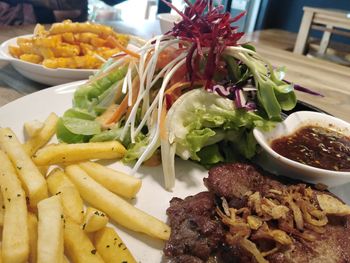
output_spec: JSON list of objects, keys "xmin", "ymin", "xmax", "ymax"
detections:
[
  {"xmin": 0, "ymin": 81, "xmax": 349, "ymax": 262},
  {"xmin": 0, "ymin": 35, "xmax": 97, "ymax": 86}
]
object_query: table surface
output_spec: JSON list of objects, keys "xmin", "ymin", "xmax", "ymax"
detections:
[{"xmin": 0, "ymin": 23, "xmax": 349, "ymax": 123}]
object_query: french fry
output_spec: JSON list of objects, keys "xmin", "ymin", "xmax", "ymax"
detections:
[
  {"xmin": 75, "ymin": 32, "xmax": 100, "ymax": 43},
  {"xmin": 65, "ymin": 165, "xmax": 170, "ymax": 240},
  {"xmin": 27, "ymin": 212, "xmax": 38, "ymax": 263},
  {"xmin": 98, "ymin": 48, "xmax": 121, "ymax": 59},
  {"xmin": 79, "ymin": 161, "xmax": 141, "ymax": 199},
  {"xmin": 24, "ymin": 112, "xmax": 59, "ymax": 156},
  {"xmin": 38, "ymin": 46, "xmax": 55, "ymax": 59},
  {"xmin": 19, "ymin": 54, "xmax": 43, "ymax": 64},
  {"xmin": 10, "ymin": 21, "xmax": 130, "ymax": 69},
  {"xmin": 50, "ymin": 21, "xmax": 116, "ymax": 38},
  {"xmin": 94, "ymin": 227, "xmax": 136, "ymax": 263},
  {"xmin": 0, "ymin": 150, "xmax": 29, "ymax": 263},
  {"xmin": 17, "ymin": 41, "xmax": 36, "ymax": 55},
  {"xmin": 17, "ymin": 37, "xmax": 32, "ymax": 45},
  {"xmin": 0, "ymin": 188, "xmax": 3, "ymax": 227},
  {"xmin": 47, "ymin": 167, "xmax": 75, "ymax": 189},
  {"xmin": 37, "ymin": 165, "xmax": 49, "ymax": 177},
  {"xmin": 0, "ymin": 128, "xmax": 48, "ymax": 208},
  {"xmin": 24, "ymin": 119, "xmax": 44, "ymax": 138},
  {"xmin": 64, "ymin": 218, "xmax": 104, "ymax": 263},
  {"xmin": 79, "ymin": 43, "xmax": 95, "ymax": 55},
  {"xmin": 33, "ymin": 24, "xmax": 47, "ymax": 37},
  {"xmin": 8, "ymin": 45, "xmax": 23, "ymax": 58},
  {"xmin": 42, "ymin": 55, "xmax": 102, "ymax": 69},
  {"xmin": 90, "ymin": 37, "xmax": 106, "ymax": 47},
  {"xmin": 33, "ymin": 141, "xmax": 126, "ymax": 166},
  {"xmin": 52, "ymin": 44, "xmax": 80, "ymax": 57},
  {"xmin": 33, "ymin": 35, "xmax": 62, "ymax": 48},
  {"xmin": 61, "ymin": 32, "xmax": 75, "ymax": 44},
  {"xmin": 82, "ymin": 207, "xmax": 109, "ymax": 232},
  {"xmin": 37, "ymin": 195, "xmax": 64, "ymax": 263},
  {"xmin": 47, "ymin": 168, "xmax": 84, "ymax": 223}
]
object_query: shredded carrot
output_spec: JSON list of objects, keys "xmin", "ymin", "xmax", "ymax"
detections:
[
  {"xmin": 105, "ymin": 94, "xmax": 129, "ymax": 125},
  {"xmin": 96, "ymin": 104, "xmax": 119, "ymax": 129},
  {"xmin": 107, "ymin": 36, "xmax": 140, "ymax": 59},
  {"xmin": 126, "ymin": 77, "xmax": 140, "ymax": 119},
  {"xmin": 86, "ymin": 59, "xmax": 128, "ymax": 85},
  {"xmin": 105, "ymin": 77, "xmax": 140, "ymax": 125},
  {"xmin": 165, "ymin": 80, "xmax": 204, "ymax": 96},
  {"xmin": 112, "ymin": 81, "xmax": 124, "ymax": 104}
]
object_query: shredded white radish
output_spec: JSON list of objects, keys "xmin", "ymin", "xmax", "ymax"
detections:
[
  {"xmin": 120, "ymin": 40, "xmax": 185, "ymax": 142},
  {"xmin": 93, "ymin": 53, "xmax": 107, "ymax": 63},
  {"xmin": 132, "ymin": 53, "xmax": 186, "ymax": 138},
  {"xmin": 101, "ymin": 56, "xmax": 127, "ymax": 74},
  {"xmin": 140, "ymin": 36, "xmax": 163, "ymax": 118},
  {"xmin": 131, "ymin": 58, "xmax": 186, "ymax": 174},
  {"xmin": 129, "ymin": 60, "xmax": 176, "ymax": 144},
  {"xmin": 141, "ymin": 38, "xmax": 181, "ymax": 118},
  {"xmin": 127, "ymin": 61, "xmax": 134, "ymax": 106},
  {"xmin": 121, "ymin": 73, "xmax": 128, "ymax": 94},
  {"xmin": 98, "ymin": 36, "xmax": 200, "ymax": 187}
]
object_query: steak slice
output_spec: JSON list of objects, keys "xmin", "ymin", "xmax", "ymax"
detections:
[
  {"xmin": 164, "ymin": 192, "xmax": 225, "ymax": 262},
  {"xmin": 205, "ymin": 163, "xmax": 350, "ymax": 263},
  {"xmin": 204, "ymin": 163, "xmax": 285, "ymax": 200}
]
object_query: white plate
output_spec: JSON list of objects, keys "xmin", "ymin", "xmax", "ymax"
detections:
[
  {"xmin": 0, "ymin": 35, "xmax": 97, "ymax": 86},
  {"xmin": 0, "ymin": 82, "xmax": 349, "ymax": 262}
]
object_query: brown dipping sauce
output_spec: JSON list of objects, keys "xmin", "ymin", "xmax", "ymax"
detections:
[{"xmin": 271, "ymin": 125, "xmax": 350, "ymax": 171}]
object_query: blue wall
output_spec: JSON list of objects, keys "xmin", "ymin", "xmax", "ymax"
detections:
[{"xmin": 257, "ymin": 0, "xmax": 350, "ymax": 44}]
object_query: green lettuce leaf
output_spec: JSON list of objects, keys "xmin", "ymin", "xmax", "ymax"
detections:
[
  {"xmin": 56, "ymin": 118, "xmax": 88, "ymax": 143},
  {"xmin": 90, "ymin": 125, "xmax": 131, "ymax": 146},
  {"xmin": 63, "ymin": 108, "xmax": 96, "ymax": 120},
  {"xmin": 56, "ymin": 117, "xmax": 101, "ymax": 143},
  {"xmin": 73, "ymin": 65, "xmax": 127, "ymax": 110},
  {"xmin": 166, "ymin": 89, "xmax": 274, "ymax": 164},
  {"xmin": 197, "ymin": 144, "xmax": 224, "ymax": 165},
  {"xmin": 123, "ymin": 133, "xmax": 148, "ymax": 163}
]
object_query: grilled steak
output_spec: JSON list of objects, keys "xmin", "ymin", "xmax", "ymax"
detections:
[
  {"xmin": 164, "ymin": 192, "xmax": 225, "ymax": 262},
  {"xmin": 164, "ymin": 163, "xmax": 350, "ymax": 263}
]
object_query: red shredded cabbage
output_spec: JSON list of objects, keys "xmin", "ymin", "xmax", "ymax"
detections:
[
  {"xmin": 284, "ymin": 80, "xmax": 324, "ymax": 97},
  {"xmin": 165, "ymin": 94, "xmax": 174, "ymax": 110},
  {"xmin": 245, "ymin": 101, "xmax": 257, "ymax": 111},
  {"xmin": 234, "ymin": 88, "xmax": 242, "ymax": 108},
  {"xmin": 213, "ymin": 85, "xmax": 230, "ymax": 96},
  {"xmin": 162, "ymin": 0, "xmax": 245, "ymax": 90}
]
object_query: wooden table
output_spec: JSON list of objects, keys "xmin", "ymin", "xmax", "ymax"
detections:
[
  {"xmin": 254, "ymin": 42, "xmax": 350, "ymax": 121},
  {"xmin": 1, "ymin": 23, "xmax": 349, "ymax": 123},
  {"xmin": 0, "ymin": 25, "xmax": 37, "ymax": 105}
]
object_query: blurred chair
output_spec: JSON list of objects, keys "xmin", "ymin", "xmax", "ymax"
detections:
[{"xmin": 293, "ymin": 6, "xmax": 350, "ymax": 56}]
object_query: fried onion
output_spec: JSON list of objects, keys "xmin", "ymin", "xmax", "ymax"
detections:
[{"xmin": 216, "ymin": 184, "xmax": 350, "ymax": 263}]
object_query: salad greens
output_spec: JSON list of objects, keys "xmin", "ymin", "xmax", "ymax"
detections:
[{"xmin": 57, "ymin": 0, "xmax": 301, "ymax": 190}]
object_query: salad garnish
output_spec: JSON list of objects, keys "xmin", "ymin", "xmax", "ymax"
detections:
[{"xmin": 58, "ymin": 0, "xmax": 316, "ymax": 190}]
